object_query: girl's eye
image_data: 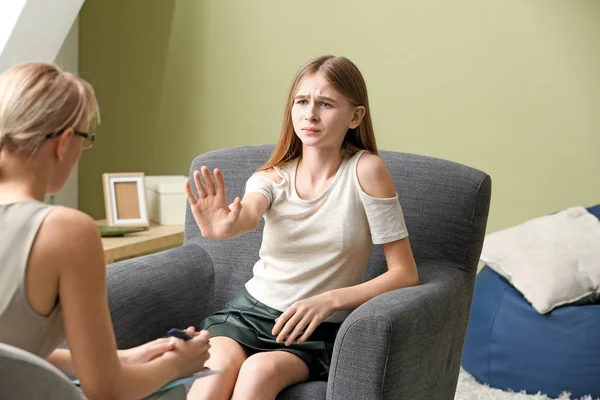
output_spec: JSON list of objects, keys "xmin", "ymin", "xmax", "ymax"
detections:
[
  {"xmin": 296, "ymin": 99, "xmax": 308, "ymax": 105},
  {"xmin": 321, "ymin": 102, "xmax": 331, "ymax": 108}
]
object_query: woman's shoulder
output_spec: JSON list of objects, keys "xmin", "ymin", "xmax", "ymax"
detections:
[
  {"xmin": 44, "ymin": 206, "xmax": 98, "ymax": 232},
  {"xmin": 35, "ymin": 207, "xmax": 101, "ymax": 258},
  {"xmin": 27, "ymin": 206, "xmax": 103, "ymax": 289}
]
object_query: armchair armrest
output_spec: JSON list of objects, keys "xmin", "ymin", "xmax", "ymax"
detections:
[
  {"xmin": 106, "ymin": 244, "xmax": 215, "ymax": 348},
  {"xmin": 327, "ymin": 264, "xmax": 474, "ymax": 400}
]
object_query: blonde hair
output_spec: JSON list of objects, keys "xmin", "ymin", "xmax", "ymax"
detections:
[
  {"xmin": 259, "ymin": 55, "xmax": 377, "ymax": 171},
  {"xmin": 0, "ymin": 62, "xmax": 99, "ymax": 157}
]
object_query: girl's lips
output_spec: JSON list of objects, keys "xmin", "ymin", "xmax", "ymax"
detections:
[{"xmin": 302, "ymin": 128, "xmax": 320, "ymax": 133}]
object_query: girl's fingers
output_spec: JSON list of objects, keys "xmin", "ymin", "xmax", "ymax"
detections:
[
  {"xmin": 272, "ymin": 309, "xmax": 293, "ymax": 335},
  {"xmin": 297, "ymin": 319, "xmax": 320, "ymax": 345},
  {"xmin": 286, "ymin": 317, "xmax": 310, "ymax": 346},
  {"xmin": 185, "ymin": 180, "xmax": 198, "ymax": 204},
  {"xmin": 214, "ymin": 169, "xmax": 226, "ymax": 197},
  {"xmin": 194, "ymin": 170, "xmax": 207, "ymax": 198},
  {"xmin": 201, "ymin": 166, "xmax": 216, "ymax": 196},
  {"xmin": 229, "ymin": 197, "xmax": 242, "ymax": 220},
  {"xmin": 276, "ymin": 312, "xmax": 303, "ymax": 343}
]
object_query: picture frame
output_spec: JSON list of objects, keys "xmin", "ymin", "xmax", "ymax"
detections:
[{"xmin": 102, "ymin": 172, "xmax": 149, "ymax": 227}]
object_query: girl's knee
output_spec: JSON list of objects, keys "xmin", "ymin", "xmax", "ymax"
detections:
[
  {"xmin": 232, "ymin": 353, "xmax": 309, "ymax": 400},
  {"xmin": 206, "ymin": 337, "xmax": 246, "ymax": 371},
  {"xmin": 238, "ymin": 353, "xmax": 279, "ymax": 380},
  {"xmin": 233, "ymin": 356, "xmax": 278, "ymax": 398}
]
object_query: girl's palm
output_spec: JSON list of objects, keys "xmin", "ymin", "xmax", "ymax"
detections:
[{"xmin": 185, "ymin": 166, "xmax": 242, "ymax": 239}]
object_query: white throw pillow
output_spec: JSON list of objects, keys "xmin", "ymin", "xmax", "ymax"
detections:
[{"xmin": 480, "ymin": 207, "xmax": 600, "ymax": 314}]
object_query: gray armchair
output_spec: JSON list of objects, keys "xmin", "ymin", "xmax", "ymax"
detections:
[
  {"xmin": 0, "ymin": 343, "xmax": 84, "ymax": 399},
  {"xmin": 106, "ymin": 145, "xmax": 491, "ymax": 400}
]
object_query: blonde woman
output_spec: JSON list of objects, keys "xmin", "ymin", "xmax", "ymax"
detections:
[
  {"xmin": 186, "ymin": 55, "xmax": 419, "ymax": 400},
  {"xmin": 0, "ymin": 63, "xmax": 211, "ymax": 400}
]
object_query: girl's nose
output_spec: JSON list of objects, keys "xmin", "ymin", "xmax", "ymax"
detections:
[{"xmin": 305, "ymin": 104, "xmax": 318, "ymax": 121}]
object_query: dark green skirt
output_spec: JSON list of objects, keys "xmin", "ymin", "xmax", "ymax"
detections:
[{"xmin": 199, "ymin": 288, "xmax": 340, "ymax": 380}]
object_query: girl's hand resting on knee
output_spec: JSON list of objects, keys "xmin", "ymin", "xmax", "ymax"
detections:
[
  {"xmin": 272, "ymin": 294, "xmax": 336, "ymax": 346},
  {"xmin": 185, "ymin": 166, "xmax": 242, "ymax": 239}
]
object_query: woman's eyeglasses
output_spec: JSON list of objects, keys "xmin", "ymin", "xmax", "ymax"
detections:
[{"xmin": 45, "ymin": 128, "xmax": 95, "ymax": 150}]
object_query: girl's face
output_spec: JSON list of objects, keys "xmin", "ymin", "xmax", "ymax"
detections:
[{"xmin": 291, "ymin": 73, "xmax": 363, "ymax": 152}]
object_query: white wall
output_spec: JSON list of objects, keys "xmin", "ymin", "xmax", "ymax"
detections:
[
  {"xmin": 49, "ymin": 18, "xmax": 80, "ymax": 208},
  {"xmin": 0, "ymin": 0, "xmax": 84, "ymax": 207}
]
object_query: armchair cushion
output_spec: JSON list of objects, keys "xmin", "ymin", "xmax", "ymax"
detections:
[{"xmin": 480, "ymin": 206, "xmax": 600, "ymax": 313}]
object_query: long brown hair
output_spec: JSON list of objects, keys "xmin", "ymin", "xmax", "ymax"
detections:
[{"xmin": 259, "ymin": 55, "xmax": 377, "ymax": 171}]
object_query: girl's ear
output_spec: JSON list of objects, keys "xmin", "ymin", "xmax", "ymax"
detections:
[{"xmin": 349, "ymin": 106, "xmax": 366, "ymax": 129}]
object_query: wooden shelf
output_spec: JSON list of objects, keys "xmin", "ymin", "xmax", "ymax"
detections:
[{"xmin": 97, "ymin": 220, "xmax": 184, "ymax": 264}]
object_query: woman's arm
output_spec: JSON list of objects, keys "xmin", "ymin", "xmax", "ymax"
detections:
[
  {"xmin": 34, "ymin": 208, "xmax": 209, "ymax": 400},
  {"xmin": 272, "ymin": 154, "xmax": 418, "ymax": 345},
  {"xmin": 47, "ymin": 337, "xmax": 183, "ymax": 380}
]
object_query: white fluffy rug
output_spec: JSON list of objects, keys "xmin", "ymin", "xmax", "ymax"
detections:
[{"xmin": 455, "ymin": 368, "xmax": 599, "ymax": 400}]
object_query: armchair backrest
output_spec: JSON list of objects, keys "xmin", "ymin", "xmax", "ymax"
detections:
[{"xmin": 185, "ymin": 145, "xmax": 491, "ymax": 310}]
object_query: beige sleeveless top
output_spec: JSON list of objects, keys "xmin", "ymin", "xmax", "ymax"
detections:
[{"xmin": 0, "ymin": 200, "xmax": 64, "ymax": 359}]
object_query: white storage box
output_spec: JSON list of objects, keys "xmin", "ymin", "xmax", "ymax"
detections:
[{"xmin": 145, "ymin": 175, "xmax": 188, "ymax": 225}]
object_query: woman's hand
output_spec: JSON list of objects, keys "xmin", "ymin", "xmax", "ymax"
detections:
[
  {"xmin": 163, "ymin": 328, "xmax": 212, "ymax": 379},
  {"xmin": 272, "ymin": 294, "xmax": 336, "ymax": 345},
  {"xmin": 118, "ymin": 338, "xmax": 177, "ymax": 364},
  {"xmin": 185, "ymin": 166, "xmax": 243, "ymax": 239},
  {"xmin": 118, "ymin": 326, "xmax": 201, "ymax": 364}
]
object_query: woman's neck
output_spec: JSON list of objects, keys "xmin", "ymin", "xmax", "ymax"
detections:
[{"xmin": 0, "ymin": 149, "xmax": 49, "ymax": 204}]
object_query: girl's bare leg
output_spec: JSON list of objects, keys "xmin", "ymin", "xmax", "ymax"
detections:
[
  {"xmin": 187, "ymin": 336, "xmax": 247, "ymax": 400},
  {"xmin": 231, "ymin": 351, "xmax": 309, "ymax": 400}
]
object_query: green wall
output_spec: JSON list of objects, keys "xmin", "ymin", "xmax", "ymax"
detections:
[{"xmin": 79, "ymin": 0, "xmax": 600, "ymax": 234}]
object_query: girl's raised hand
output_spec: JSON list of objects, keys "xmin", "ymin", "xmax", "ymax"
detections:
[{"xmin": 185, "ymin": 166, "xmax": 242, "ymax": 239}]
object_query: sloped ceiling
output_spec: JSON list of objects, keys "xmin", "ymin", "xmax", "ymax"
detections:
[{"xmin": 0, "ymin": 0, "xmax": 84, "ymax": 73}]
